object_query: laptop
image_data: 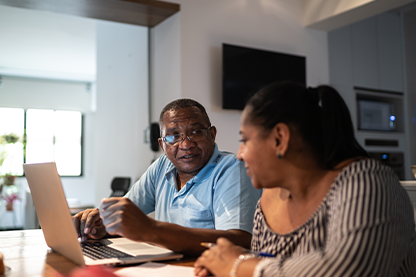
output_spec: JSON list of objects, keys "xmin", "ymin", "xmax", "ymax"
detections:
[{"xmin": 23, "ymin": 162, "xmax": 183, "ymax": 266}]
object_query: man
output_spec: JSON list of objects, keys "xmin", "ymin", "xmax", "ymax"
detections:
[{"xmin": 73, "ymin": 99, "xmax": 261, "ymax": 256}]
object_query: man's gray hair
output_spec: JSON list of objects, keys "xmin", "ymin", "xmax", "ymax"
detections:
[{"xmin": 159, "ymin": 98, "xmax": 211, "ymax": 128}]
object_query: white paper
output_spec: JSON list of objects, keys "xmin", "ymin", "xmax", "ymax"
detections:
[
  {"xmin": 114, "ymin": 262, "xmax": 196, "ymax": 277},
  {"xmin": 107, "ymin": 238, "xmax": 174, "ymax": 256}
]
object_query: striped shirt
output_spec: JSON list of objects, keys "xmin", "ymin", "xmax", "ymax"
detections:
[{"xmin": 251, "ymin": 159, "xmax": 416, "ymax": 277}]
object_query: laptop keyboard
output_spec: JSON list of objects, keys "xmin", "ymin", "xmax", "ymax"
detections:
[{"xmin": 81, "ymin": 242, "xmax": 134, "ymax": 260}]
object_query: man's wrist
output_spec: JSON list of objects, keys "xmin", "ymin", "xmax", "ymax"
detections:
[
  {"xmin": 140, "ymin": 217, "xmax": 159, "ymax": 242},
  {"xmin": 230, "ymin": 253, "xmax": 257, "ymax": 277}
]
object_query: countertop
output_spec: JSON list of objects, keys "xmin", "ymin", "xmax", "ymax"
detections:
[{"xmin": 400, "ymin": 181, "xmax": 416, "ymax": 191}]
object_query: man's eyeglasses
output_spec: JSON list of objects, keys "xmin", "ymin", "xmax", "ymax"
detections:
[{"xmin": 162, "ymin": 126, "xmax": 212, "ymax": 146}]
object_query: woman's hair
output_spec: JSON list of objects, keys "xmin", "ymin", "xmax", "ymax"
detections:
[{"xmin": 245, "ymin": 81, "xmax": 368, "ymax": 169}]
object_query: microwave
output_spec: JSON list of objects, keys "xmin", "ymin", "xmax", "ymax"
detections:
[{"xmin": 358, "ymin": 100, "xmax": 395, "ymax": 131}]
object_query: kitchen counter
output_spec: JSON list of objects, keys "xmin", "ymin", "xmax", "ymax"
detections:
[
  {"xmin": 400, "ymin": 181, "xmax": 416, "ymax": 221},
  {"xmin": 400, "ymin": 181, "xmax": 416, "ymax": 191}
]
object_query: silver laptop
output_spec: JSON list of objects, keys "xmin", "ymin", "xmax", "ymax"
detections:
[{"xmin": 24, "ymin": 162, "xmax": 183, "ymax": 266}]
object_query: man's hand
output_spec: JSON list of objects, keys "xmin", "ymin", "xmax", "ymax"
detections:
[
  {"xmin": 72, "ymin": 208, "xmax": 107, "ymax": 242},
  {"xmin": 99, "ymin": 197, "xmax": 155, "ymax": 241},
  {"xmin": 97, "ymin": 198, "xmax": 252, "ymax": 256}
]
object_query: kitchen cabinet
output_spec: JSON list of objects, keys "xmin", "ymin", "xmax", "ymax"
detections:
[
  {"xmin": 328, "ymin": 26, "xmax": 353, "ymax": 87},
  {"xmin": 351, "ymin": 12, "xmax": 404, "ymax": 92},
  {"xmin": 378, "ymin": 12, "xmax": 404, "ymax": 92},
  {"xmin": 329, "ymin": 11, "xmax": 406, "ymax": 131},
  {"xmin": 352, "ymin": 17, "xmax": 379, "ymax": 89}
]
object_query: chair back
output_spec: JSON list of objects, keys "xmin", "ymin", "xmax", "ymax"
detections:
[{"xmin": 110, "ymin": 177, "xmax": 131, "ymax": 197}]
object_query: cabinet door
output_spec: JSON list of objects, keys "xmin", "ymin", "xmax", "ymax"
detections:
[
  {"xmin": 377, "ymin": 12, "xmax": 404, "ymax": 92},
  {"xmin": 352, "ymin": 17, "xmax": 379, "ymax": 89},
  {"xmin": 328, "ymin": 25, "xmax": 353, "ymax": 86}
]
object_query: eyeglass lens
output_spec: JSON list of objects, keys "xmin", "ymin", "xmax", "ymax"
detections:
[{"xmin": 165, "ymin": 127, "xmax": 210, "ymax": 145}]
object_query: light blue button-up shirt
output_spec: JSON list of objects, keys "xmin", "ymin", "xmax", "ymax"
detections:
[{"xmin": 125, "ymin": 143, "xmax": 262, "ymax": 233}]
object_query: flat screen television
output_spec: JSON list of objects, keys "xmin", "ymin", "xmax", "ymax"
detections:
[{"xmin": 222, "ymin": 44, "xmax": 306, "ymax": 110}]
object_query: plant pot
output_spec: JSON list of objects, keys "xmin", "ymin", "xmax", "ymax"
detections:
[
  {"xmin": 3, "ymin": 175, "xmax": 16, "ymax": 186},
  {"xmin": 6, "ymin": 202, "xmax": 13, "ymax": 211}
]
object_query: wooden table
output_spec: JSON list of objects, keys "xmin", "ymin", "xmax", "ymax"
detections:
[{"xmin": 0, "ymin": 229, "xmax": 195, "ymax": 277}]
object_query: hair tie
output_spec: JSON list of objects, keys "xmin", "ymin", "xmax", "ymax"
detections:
[{"xmin": 307, "ymin": 86, "xmax": 322, "ymax": 107}]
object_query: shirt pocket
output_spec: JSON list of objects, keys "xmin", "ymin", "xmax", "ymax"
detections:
[{"xmin": 184, "ymin": 208, "xmax": 215, "ymax": 229}]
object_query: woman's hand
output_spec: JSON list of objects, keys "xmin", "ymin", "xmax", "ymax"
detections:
[{"xmin": 194, "ymin": 237, "xmax": 246, "ymax": 277}]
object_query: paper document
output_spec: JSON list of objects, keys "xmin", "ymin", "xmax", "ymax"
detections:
[{"xmin": 114, "ymin": 262, "xmax": 196, "ymax": 277}]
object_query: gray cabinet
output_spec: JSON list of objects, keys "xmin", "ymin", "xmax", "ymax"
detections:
[
  {"xmin": 328, "ymin": 26, "xmax": 353, "ymax": 86},
  {"xmin": 352, "ymin": 17, "xmax": 379, "ymax": 89},
  {"xmin": 377, "ymin": 12, "xmax": 404, "ymax": 92},
  {"xmin": 351, "ymin": 12, "xmax": 404, "ymax": 91}
]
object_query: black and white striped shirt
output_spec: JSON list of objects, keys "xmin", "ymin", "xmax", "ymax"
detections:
[{"xmin": 251, "ymin": 159, "xmax": 416, "ymax": 277}]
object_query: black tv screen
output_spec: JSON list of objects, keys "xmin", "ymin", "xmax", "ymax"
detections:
[{"xmin": 222, "ymin": 44, "xmax": 306, "ymax": 110}]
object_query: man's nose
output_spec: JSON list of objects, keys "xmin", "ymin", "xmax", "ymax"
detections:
[{"xmin": 179, "ymin": 135, "xmax": 194, "ymax": 148}]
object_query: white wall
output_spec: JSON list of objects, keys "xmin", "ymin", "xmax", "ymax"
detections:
[
  {"xmin": 153, "ymin": 0, "xmax": 329, "ymax": 154},
  {"xmin": 151, "ymin": 13, "xmax": 182, "ymax": 124},
  {"xmin": 94, "ymin": 20, "xmax": 152, "ymax": 205}
]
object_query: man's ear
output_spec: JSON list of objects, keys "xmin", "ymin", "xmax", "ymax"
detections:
[
  {"xmin": 271, "ymin": 123, "xmax": 290, "ymax": 157},
  {"xmin": 209, "ymin": 126, "xmax": 217, "ymax": 141},
  {"xmin": 158, "ymin": 138, "xmax": 165, "ymax": 151}
]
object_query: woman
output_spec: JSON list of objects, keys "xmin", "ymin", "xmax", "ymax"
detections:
[{"xmin": 194, "ymin": 82, "xmax": 416, "ymax": 277}]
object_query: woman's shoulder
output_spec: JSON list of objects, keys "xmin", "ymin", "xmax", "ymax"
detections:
[
  {"xmin": 331, "ymin": 158, "xmax": 403, "ymax": 195},
  {"xmin": 335, "ymin": 158, "xmax": 398, "ymax": 185},
  {"xmin": 329, "ymin": 158, "xmax": 413, "ymax": 219}
]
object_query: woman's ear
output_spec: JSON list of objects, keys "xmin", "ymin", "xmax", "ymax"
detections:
[{"xmin": 271, "ymin": 123, "xmax": 290, "ymax": 158}]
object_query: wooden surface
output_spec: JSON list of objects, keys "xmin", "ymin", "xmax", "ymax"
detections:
[
  {"xmin": 0, "ymin": 229, "xmax": 195, "ymax": 277},
  {"xmin": 0, "ymin": 0, "xmax": 180, "ymax": 27}
]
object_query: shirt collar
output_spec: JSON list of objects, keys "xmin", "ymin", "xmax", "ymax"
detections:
[{"xmin": 192, "ymin": 143, "xmax": 219, "ymax": 183}]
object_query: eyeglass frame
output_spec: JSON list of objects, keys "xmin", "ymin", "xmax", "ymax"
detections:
[{"xmin": 161, "ymin": 126, "xmax": 213, "ymax": 146}]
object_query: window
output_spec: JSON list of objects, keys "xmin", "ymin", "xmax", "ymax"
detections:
[
  {"xmin": 0, "ymin": 107, "xmax": 83, "ymax": 176},
  {"xmin": 0, "ymin": 108, "xmax": 25, "ymax": 176}
]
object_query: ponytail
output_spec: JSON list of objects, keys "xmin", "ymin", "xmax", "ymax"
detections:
[{"xmin": 317, "ymin": 85, "xmax": 368, "ymax": 168}]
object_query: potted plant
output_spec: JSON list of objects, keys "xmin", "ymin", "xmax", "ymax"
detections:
[
  {"xmin": 2, "ymin": 173, "xmax": 16, "ymax": 187},
  {"xmin": 3, "ymin": 193, "xmax": 19, "ymax": 211},
  {"xmin": 0, "ymin": 133, "xmax": 21, "ymax": 210},
  {"xmin": 1, "ymin": 133, "xmax": 19, "ymax": 144},
  {"xmin": 0, "ymin": 132, "xmax": 20, "ymax": 181}
]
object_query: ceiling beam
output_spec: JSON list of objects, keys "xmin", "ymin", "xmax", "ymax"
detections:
[{"xmin": 0, "ymin": 0, "xmax": 180, "ymax": 27}]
